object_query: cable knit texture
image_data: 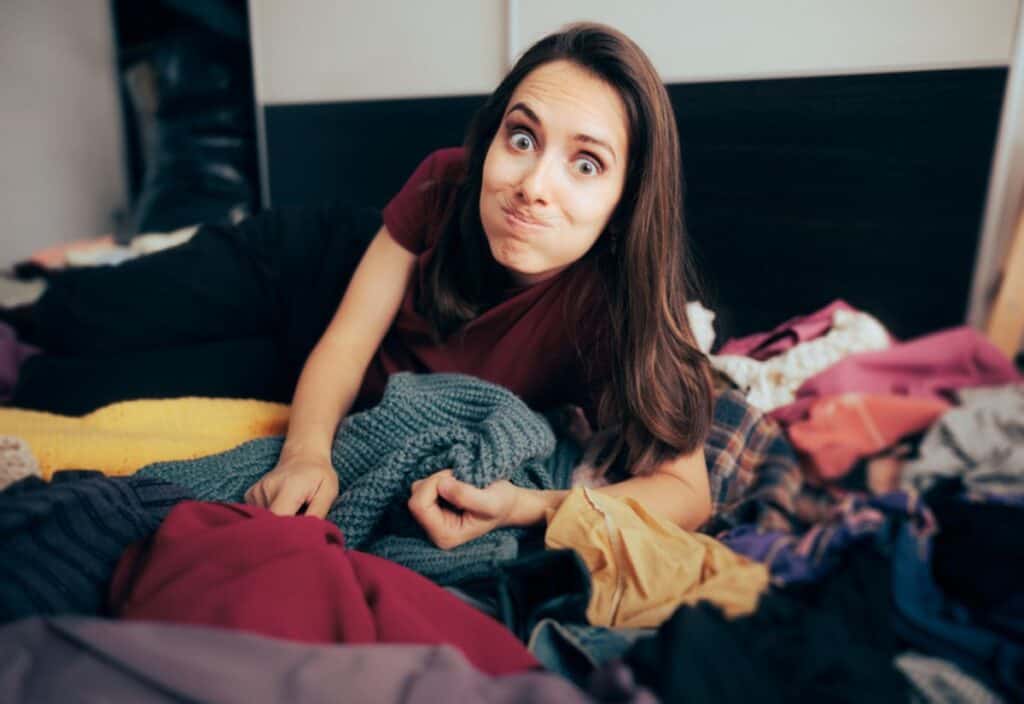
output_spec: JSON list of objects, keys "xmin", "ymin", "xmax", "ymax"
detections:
[{"xmin": 136, "ymin": 373, "xmax": 568, "ymax": 584}]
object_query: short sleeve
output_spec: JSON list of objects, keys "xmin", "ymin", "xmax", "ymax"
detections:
[{"xmin": 382, "ymin": 147, "xmax": 466, "ymax": 254}]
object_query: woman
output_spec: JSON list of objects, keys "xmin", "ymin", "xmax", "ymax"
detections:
[
  {"xmin": 9, "ymin": 23, "xmax": 714, "ymax": 544},
  {"xmin": 247, "ymin": 22, "xmax": 715, "ymax": 546}
]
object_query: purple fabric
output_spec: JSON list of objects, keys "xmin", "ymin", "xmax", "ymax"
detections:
[
  {"xmin": 770, "ymin": 326, "xmax": 1021, "ymax": 424},
  {"xmin": 718, "ymin": 300, "xmax": 860, "ymax": 360},
  {"xmin": 0, "ymin": 616, "xmax": 654, "ymax": 704},
  {"xmin": 720, "ymin": 491, "xmax": 928, "ymax": 585},
  {"xmin": 0, "ymin": 322, "xmax": 38, "ymax": 402}
]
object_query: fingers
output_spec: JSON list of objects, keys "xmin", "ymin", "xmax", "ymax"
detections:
[
  {"xmin": 267, "ymin": 480, "xmax": 310, "ymax": 517},
  {"xmin": 407, "ymin": 471, "xmax": 446, "ymax": 522},
  {"xmin": 305, "ymin": 480, "xmax": 336, "ymax": 519},
  {"xmin": 409, "ymin": 470, "xmax": 474, "ymax": 550},
  {"xmin": 244, "ymin": 480, "xmax": 269, "ymax": 508},
  {"xmin": 437, "ymin": 476, "xmax": 502, "ymax": 518}
]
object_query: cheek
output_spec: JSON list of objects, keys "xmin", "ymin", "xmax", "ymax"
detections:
[
  {"xmin": 564, "ymin": 184, "xmax": 620, "ymax": 230},
  {"xmin": 482, "ymin": 143, "xmax": 513, "ymax": 192}
]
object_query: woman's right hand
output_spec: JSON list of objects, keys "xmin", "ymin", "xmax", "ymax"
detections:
[{"xmin": 243, "ymin": 455, "xmax": 339, "ymax": 518}]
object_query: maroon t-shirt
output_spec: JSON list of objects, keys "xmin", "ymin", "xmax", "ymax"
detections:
[{"xmin": 356, "ymin": 147, "xmax": 607, "ymax": 420}]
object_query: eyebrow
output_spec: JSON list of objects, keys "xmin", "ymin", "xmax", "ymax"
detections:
[{"xmin": 506, "ymin": 101, "xmax": 618, "ymax": 165}]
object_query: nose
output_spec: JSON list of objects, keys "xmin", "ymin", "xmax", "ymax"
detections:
[{"xmin": 516, "ymin": 154, "xmax": 552, "ymax": 206}]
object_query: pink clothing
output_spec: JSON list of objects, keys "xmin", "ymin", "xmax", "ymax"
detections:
[
  {"xmin": 771, "ymin": 326, "xmax": 1021, "ymax": 424},
  {"xmin": 787, "ymin": 393, "xmax": 951, "ymax": 481},
  {"xmin": 718, "ymin": 300, "xmax": 866, "ymax": 360}
]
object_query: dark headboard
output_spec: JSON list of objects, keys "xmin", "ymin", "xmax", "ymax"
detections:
[{"xmin": 264, "ymin": 67, "xmax": 1006, "ymax": 345}]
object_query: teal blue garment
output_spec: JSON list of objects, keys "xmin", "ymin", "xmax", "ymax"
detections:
[{"xmin": 137, "ymin": 373, "xmax": 579, "ymax": 584}]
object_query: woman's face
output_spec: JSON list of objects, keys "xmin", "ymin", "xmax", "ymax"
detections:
[{"xmin": 479, "ymin": 60, "xmax": 629, "ymax": 286}]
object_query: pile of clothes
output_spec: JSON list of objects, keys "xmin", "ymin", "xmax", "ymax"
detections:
[{"xmin": 0, "ymin": 300, "xmax": 1022, "ymax": 704}]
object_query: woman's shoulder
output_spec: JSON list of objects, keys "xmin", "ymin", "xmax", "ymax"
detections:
[
  {"xmin": 414, "ymin": 147, "xmax": 467, "ymax": 189},
  {"xmin": 428, "ymin": 146, "xmax": 467, "ymax": 172},
  {"xmin": 383, "ymin": 146, "xmax": 466, "ymax": 254}
]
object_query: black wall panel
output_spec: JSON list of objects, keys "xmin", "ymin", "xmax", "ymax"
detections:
[{"xmin": 265, "ymin": 67, "xmax": 1006, "ymax": 344}]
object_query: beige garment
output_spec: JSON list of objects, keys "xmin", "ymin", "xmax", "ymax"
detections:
[{"xmin": 545, "ymin": 488, "xmax": 769, "ymax": 629}]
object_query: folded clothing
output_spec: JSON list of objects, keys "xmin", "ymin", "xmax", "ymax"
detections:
[{"xmin": 109, "ymin": 501, "xmax": 539, "ymax": 676}]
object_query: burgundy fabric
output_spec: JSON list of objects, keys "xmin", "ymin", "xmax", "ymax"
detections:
[
  {"xmin": 359, "ymin": 147, "xmax": 607, "ymax": 420},
  {"xmin": 108, "ymin": 501, "xmax": 538, "ymax": 676},
  {"xmin": 718, "ymin": 300, "xmax": 862, "ymax": 360},
  {"xmin": 770, "ymin": 326, "xmax": 1022, "ymax": 424}
]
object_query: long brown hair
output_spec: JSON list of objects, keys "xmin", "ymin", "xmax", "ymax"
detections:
[{"xmin": 421, "ymin": 22, "xmax": 713, "ymax": 474}]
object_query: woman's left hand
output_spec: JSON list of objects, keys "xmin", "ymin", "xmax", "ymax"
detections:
[{"xmin": 407, "ymin": 469, "xmax": 521, "ymax": 549}]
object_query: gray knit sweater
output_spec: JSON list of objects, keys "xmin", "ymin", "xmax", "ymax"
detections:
[{"xmin": 136, "ymin": 373, "xmax": 579, "ymax": 584}]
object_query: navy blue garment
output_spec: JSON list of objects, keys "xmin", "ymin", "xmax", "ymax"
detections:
[
  {"xmin": 925, "ymin": 477, "xmax": 1024, "ymax": 639},
  {"xmin": 624, "ymin": 541, "xmax": 908, "ymax": 704},
  {"xmin": 0, "ymin": 471, "xmax": 193, "ymax": 623},
  {"xmin": 890, "ymin": 518, "xmax": 1024, "ymax": 700}
]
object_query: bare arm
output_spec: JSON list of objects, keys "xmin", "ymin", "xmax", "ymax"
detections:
[
  {"xmin": 509, "ymin": 447, "xmax": 712, "ymax": 530},
  {"xmin": 245, "ymin": 225, "xmax": 416, "ymax": 517},
  {"xmin": 408, "ymin": 447, "xmax": 712, "ymax": 549}
]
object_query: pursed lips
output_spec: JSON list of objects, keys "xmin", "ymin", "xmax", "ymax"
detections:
[{"xmin": 501, "ymin": 205, "xmax": 550, "ymax": 229}]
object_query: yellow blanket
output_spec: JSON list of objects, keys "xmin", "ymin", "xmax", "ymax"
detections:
[{"xmin": 0, "ymin": 398, "xmax": 289, "ymax": 479}]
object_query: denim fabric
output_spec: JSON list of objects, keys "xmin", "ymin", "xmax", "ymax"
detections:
[
  {"xmin": 528, "ymin": 618, "xmax": 651, "ymax": 687},
  {"xmin": 450, "ymin": 547, "xmax": 591, "ymax": 642}
]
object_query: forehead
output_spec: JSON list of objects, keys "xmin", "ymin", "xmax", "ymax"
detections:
[{"xmin": 507, "ymin": 60, "xmax": 628, "ymax": 150}]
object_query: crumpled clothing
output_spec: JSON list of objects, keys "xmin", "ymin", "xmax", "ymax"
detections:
[
  {"xmin": 713, "ymin": 307, "xmax": 891, "ymax": 412},
  {"xmin": 772, "ymin": 326, "xmax": 1020, "ymax": 425},
  {"xmin": 787, "ymin": 393, "xmax": 950, "ymax": 481},
  {"xmin": 572, "ymin": 388, "xmax": 806, "ymax": 535},
  {"xmin": 719, "ymin": 299, "xmax": 863, "ymax": 360},
  {"xmin": 901, "ymin": 384, "xmax": 1024, "ymax": 496},
  {"xmin": 109, "ymin": 501, "xmax": 539, "ymax": 676},
  {"xmin": 0, "ymin": 471, "xmax": 193, "ymax": 624},
  {"xmin": 0, "ymin": 616, "xmax": 647, "ymax": 704},
  {"xmin": 545, "ymin": 488, "xmax": 769, "ymax": 628},
  {"xmin": 890, "ymin": 515, "xmax": 1024, "ymax": 699},
  {"xmin": 137, "ymin": 373, "xmax": 561, "ymax": 585},
  {"xmin": 719, "ymin": 491, "xmax": 926, "ymax": 586},
  {"xmin": 700, "ymin": 389, "xmax": 805, "ymax": 533}
]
